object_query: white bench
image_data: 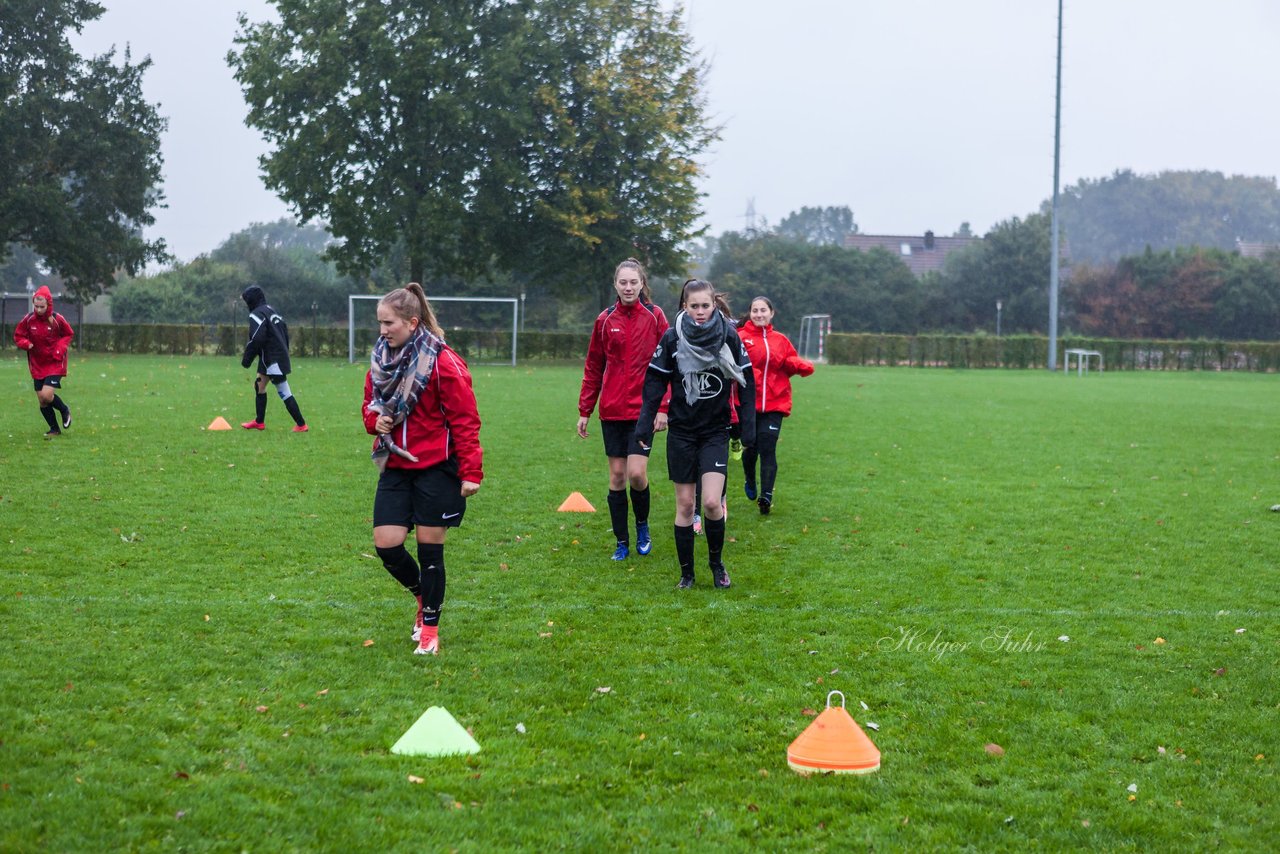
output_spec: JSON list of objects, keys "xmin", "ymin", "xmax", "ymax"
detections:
[{"xmin": 1063, "ymin": 348, "xmax": 1103, "ymax": 375}]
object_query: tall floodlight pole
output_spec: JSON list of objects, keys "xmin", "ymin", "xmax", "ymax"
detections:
[{"xmin": 1048, "ymin": 0, "xmax": 1063, "ymax": 370}]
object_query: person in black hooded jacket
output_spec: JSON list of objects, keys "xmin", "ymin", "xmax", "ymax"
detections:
[{"xmin": 240, "ymin": 285, "xmax": 308, "ymax": 432}]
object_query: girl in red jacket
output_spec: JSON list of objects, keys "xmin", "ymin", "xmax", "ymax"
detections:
[
  {"xmin": 363, "ymin": 283, "xmax": 483, "ymax": 656},
  {"xmin": 577, "ymin": 258, "xmax": 669, "ymax": 561},
  {"xmin": 737, "ymin": 297, "xmax": 814, "ymax": 514},
  {"xmin": 13, "ymin": 286, "xmax": 74, "ymax": 437}
]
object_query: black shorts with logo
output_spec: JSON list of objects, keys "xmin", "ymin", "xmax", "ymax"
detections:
[
  {"xmin": 373, "ymin": 462, "xmax": 466, "ymax": 529},
  {"xmin": 665, "ymin": 429, "xmax": 729, "ymax": 484},
  {"xmin": 601, "ymin": 419, "xmax": 651, "ymax": 459},
  {"xmin": 33, "ymin": 376, "xmax": 63, "ymax": 391}
]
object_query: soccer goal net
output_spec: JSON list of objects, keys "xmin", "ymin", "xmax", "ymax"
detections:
[
  {"xmin": 348, "ymin": 295, "xmax": 519, "ymax": 366},
  {"xmin": 797, "ymin": 314, "xmax": 831, "ymax": 363}
]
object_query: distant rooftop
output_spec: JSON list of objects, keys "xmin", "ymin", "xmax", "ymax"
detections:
[{"xmin": 844, "ymin": 230, "xmax": 981, "ymax": 276}]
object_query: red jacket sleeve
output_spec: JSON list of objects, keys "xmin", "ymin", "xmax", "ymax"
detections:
[
  {"xmin": 435, "ymin": 350, "xmax": 484, "ymax": 484},
  {"xmin": 578, "ymin": 313, "xmax": 607, "ymax": 417},
  {"xmin": 13, "ymin": 316, "xmax": 32, "ymax": 350},
  {"xmin": 362, "ymin": 372, "xmax": 379, "ymax": 434},
  {"xmin": 53, "ymin": 315, "xmax": 74, "ymax": 361}
]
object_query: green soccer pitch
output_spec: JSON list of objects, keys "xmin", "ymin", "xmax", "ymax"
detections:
[{"xmin": 2, "ymin": 354, "xmax": 1277, "ymax": 850}]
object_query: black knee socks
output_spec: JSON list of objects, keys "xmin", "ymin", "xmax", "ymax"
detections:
[
  {"xmin": 283, "ymin": 395, "xmax": 305, "ymax": 427},
  {"xmin": 705, "ymin": 516, "xmax": 726, "ymax": 569},
  {"xmin": 376, "ymin": 544, "xmax": 421, "ymax": 596},
  {"xmin": 39, "ymin": 405, "xmax": 58, "ymax": 431},
  {"xmin": 629, "ymin": 485, "xmax": 650, "ymax": 525},
  {"xmin": 607, "ymin": 489, "xmax": 629, "ymax": 544},
  {"xmin": 254, "ymin": 391, "xmax": 268, "ymax": 423},
  {"xmin": 417, "ymin": 543, "xmax": 445, "ymax": 626},
  {"xmin": 674, "ymin": 524, "xmax": 695, "ymax": 578},
  {"xmin": 742, "ymin": 448, "xmax": 758, "ymax": 488},
  {"xmin": 50, "ymin": 394, "xmax": 69, "ymax": 418}
]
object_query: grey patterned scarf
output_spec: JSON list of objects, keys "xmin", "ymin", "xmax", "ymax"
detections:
[
  {"xmin": 368, "ymin": 326, "xmax": 444, "ymax": 471},
  {"xmin": 673, "ymin": 310, "xmax": 745, "ymax": 405}
]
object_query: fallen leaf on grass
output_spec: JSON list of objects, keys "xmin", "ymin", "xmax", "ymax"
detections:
[
  {"xmin": 1257, "ymin": 754, "xmax": 1266, "ymax": 761},
  {"xmin": 255, "ymin": 706, "xmax": 269, "ymax": 713},
  {"xmin": 538, "ymin": 632, "xmax": 552, "ymax": 638},
  {"xmin": 408, "ymin": 775, "xmax": 425, "ymax": 784},
  {"xmin": 515, "ymin": 723, "xmax": 526, "ymax": 734},
  {"xmin": 860, "ymin": 700, "xmax": 869, "ymax": 711},
  {"xmin": 1057, "ymin": 635, "xmax": 1070, "ymax": 642},
  {"xmin": 747, "ymin": 803, "xmax": 759, "ymax": 813},
  {"xmin": 63, "ymin": 682, "xmax": 73, "ymax": 692},
  {"xmin": 1126, "ymin": 783, "xmax": 1138, "ymax": 793},
  {"xmin": 596, "ymin": 686, "xmax": 611, "ymax": 694},
  {"xmin": 1081, "ymin": 819, "xmax": 1091, "ymax": 827},
  {"xmin": 1235, "ymin": 628, "xmax": 1246, "ymax": 634},
  {"xmin": 801, "ymin": 708, "xmax": 816, "ymax": 717},
  {"xmin": 865, "ymin": 721, "xmax": 880, "ymax": 731},
  {"xmin": 203, "ymin": 614, "xmax": 210, "ymax": 622},
  {"xmin": 500, "ymin": 563, "xmax": 509, "ymax": 571},
  {"xmin": 1128, "ymin": 795, "xmax": 1137, "ymax": 802},
  {"xmin": 173, "ymin": 771, "xmax": 189, "ymax": 780},
  {"xmin": 1154, "ymin": 637, "xmax": 1166, "ymax": 645},
  {"xmin": 1213, "ymin": 667, "xmax": 1226, "ymax": 676},
  {"xmin": 363, "ymin": 639, "xmax": 375, "ymax": 647},
  {"xmin": 984, "ymin": 743, "xmax": 1004, "ymax": 756},
  {"xmin": 316, "ymin": 688, "xmax": 329, "ymax": 696}
]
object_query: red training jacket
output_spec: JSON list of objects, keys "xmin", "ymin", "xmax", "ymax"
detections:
[
  {"xmin": 13, "ymin": 286, "xmax": 75, "ymax": 380},
  {"xmin": 578, "ymin": 299, "xmax": 669, "ymax": 422},
  {"xmin": 737, "ymin": 323, "xmax": 814, "ymax": 416},
  {"xmin": 362, "ymin": 345, "xmax": 484, "ymax": 484}
]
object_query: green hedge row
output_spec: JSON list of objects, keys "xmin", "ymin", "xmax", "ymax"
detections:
[
  {"xmin": 826, "ymin": 333, "xmax": 1280, "ymax": 371},
  {"xmin": 6, "ymin": 323, "xmax": 1279, "ymax": 370}
]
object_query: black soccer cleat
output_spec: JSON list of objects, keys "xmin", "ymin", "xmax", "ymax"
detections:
[
  {"xmin": 758, "ymin": 497, "xmax": 771, "ymax": 515},
  {"xmin": 711, "ymin": 565, "xmax": 731, "ymax": 589},
  {"xmin": 676, "ymin": 573, "xmax": 695, "ymax": 589},
  {"xmin": 62, "ymin": 407, "xmax": 71, "ymax": 429}
]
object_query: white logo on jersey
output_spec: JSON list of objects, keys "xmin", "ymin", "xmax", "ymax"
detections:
[
  {"xmin": 653, "ymin": 344, "xmax": 663, "ymax": 359},
  {"xmin": 691, "ymin": 371, "xmax": 723, "ymax": 400}
]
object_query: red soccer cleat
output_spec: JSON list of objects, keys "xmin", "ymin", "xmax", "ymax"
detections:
[{"xmin": 241, "ymin": 421, "xmax": 265, "ymax": 430}]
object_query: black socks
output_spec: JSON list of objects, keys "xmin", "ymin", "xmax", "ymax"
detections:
[
  {"xmin": 39, "ymin": 405, "xmax": 58, "ymax": 432},
  {"xmin": 607, "ymin": 489, "xmax": 629, "ymax": 544},
  {"xmin": 674, "ymin": 524, "xmax": 695, "ymax": 579},
  {"xmin": 283, "ymin": 395, "xmax": 305, "ymax": 427},
  {"xmin": 704, "ymin": 516, "xmax": 726, "ymax": 569},
  {"xmin": 376, "ymin": 544, "xmax": 421, "ymax": 596},
  {"xmin": 254, "ymin": 390, "xmax": 268, "ymax": 423},
  {"xmin": 629, "ymin": 485, "xmax": 650, "ymax": 526},
  {"xmin": 417, "ymin": 543, "xmax": 445, "ymax": 626}
]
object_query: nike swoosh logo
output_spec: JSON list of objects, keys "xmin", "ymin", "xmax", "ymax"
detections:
[
  {"xmin": 442, "ymin": 512, "xmax": 461, "ymax": 519},
  {"xmin": 714, "ymin": 462, "xmax": 726, "ymax": 468},
  {"xmin": 769, "ymin": 426, "xmax": 779, "ymax": 430}
]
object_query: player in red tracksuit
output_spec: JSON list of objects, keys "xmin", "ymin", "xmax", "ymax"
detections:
[
  {"xmin": 737, "ymin": 296, "xmax": 814, "ymax": 515},
  {"xmin": 363, "ymin": 283, "xmax": 483, "ymax": 656},
  {"xmin": 577, "ymin": 258, "xmax": 670, "ymax": 561},
  {"xmin": 13, "ymin": 286, "xmax": 75, "ymax": 437}
]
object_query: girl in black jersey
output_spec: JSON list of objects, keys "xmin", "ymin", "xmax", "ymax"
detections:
[{"xmin": 635, "ymin": 280, "xmax": 755, "ymax": 589}]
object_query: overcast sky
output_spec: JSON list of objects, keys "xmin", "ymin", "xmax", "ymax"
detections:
[{"xmin": 75, "ymin": 0, "xmax": 1280, "ymax": 265}]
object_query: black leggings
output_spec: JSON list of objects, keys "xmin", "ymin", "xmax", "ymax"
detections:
[{"xmin": 743, "ymin": 411, "xmax": 784, "ymax": 500}]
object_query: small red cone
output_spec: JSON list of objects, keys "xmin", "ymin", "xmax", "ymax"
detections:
[
  {"xmin": 557, "ymin": 491, "xmax": 596, "ymax": 512},
  {"xmin": 787, "ymin": 691, "xmax": 880, "ymax": 775},
  {"xmin": 207, "ymin": 416, "xmax": 233, "ymax": 431}
]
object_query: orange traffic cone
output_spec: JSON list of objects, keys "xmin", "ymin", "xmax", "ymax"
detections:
[
  {"xmin": 208, "ymin": 416, "xmax": 233, "ymax": 431},
  {"xmin": 557, "ymin": 491, "xmax": 596, "ymax": 512},
  {"xmin": 787, "ymin": 691, "xmax": 880, "ymax": 775}
]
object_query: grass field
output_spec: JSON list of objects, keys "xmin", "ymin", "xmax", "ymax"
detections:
[{"xmin": 2, "ymin": 353, "xmax": 1278, "ymax": 851}]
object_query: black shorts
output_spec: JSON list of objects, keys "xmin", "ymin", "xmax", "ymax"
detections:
[
  {"xmin": 33, "ymin": 376, "xmax": 63, "ymax": 391},
  {"xmin": 373, "ymin": 464, "xmax": 466, "ymax": 529},
  {"xmin": 601, "ymin": 419, "xmax": 651, "ymax": 459},
  {"xmin": 666, "ymin": 429, "xmax": 729, "ymax": 484}
]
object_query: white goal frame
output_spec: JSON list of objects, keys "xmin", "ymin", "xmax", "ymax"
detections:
[
  {"xmin": 348, "ymin": 295, "xmax": 518, "ymax": 366},
  {"xmin": 797, "ymin": 314, "xmax": 832, "ymax": 363}
]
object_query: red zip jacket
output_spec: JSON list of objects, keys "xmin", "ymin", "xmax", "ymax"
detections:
[
  {"xmin": 738, "ymin": 323, "xmax": 814, "ymax": 416},
  {"xmin": 362, "ymin": 346, "xmax": 484, "ymax": 484},
  {"xmin": 13, "ymin": 287, "xmax": 75, "ymax": 380},
  {"xmin": 579, "ymin": 299, "xmax": 669, "ymax": 421}
]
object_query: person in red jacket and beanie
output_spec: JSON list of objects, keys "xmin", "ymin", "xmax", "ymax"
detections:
[
  {"xmin": 13, "ymin": 286, "xmax": 75, "ymax": 437},
  {"xmin": 577, "ymin": 258, "xmax": 669, "ymax": 561},
  {"xmin": 363, "ymin": 283, "xmax": 483, "ymax": 656},
  {"xmin": 737, "ymin": 296, "xmax": 814, "ymax": 515}
]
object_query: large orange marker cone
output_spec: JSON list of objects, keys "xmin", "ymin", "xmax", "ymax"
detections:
[
  {"xmin": 557, "ymin": 491, "xmax": 596, "ymax": 512},
  {"xmin": 787, "ymin": 691, "xmax": 880, "ymax": 775},
  {"xmin": 207, "ymin": 416, "xmax": 233, "ymax": 431}
]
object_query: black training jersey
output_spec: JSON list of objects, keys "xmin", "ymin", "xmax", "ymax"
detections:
[{"xmin": 635, "ymin": 326, "xmax": 756, "ymax": 444}]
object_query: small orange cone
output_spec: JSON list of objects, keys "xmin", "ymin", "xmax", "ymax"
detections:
[
  {"xmin": 787, "ymin": 691, "xmax": 880, "ymax": 775},
  {"xmin": 207, "ymin": 416, "xmax": 233, "ymax": 431},
  {"xmin": 557, "ymin": 491, "xmax": 596, "ymax": 512}
]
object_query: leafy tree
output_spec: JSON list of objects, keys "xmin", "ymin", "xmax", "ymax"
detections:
[
  {"xmin": 1056, "ymin": 169, "xmax": 1280, "ymax": 265},
  {"xmin": 511, "ymin": 0, "xmax": 716, "ymax": 309},
  {"xmin": 230, "ymin": 0, "xmax": 714, "ymax": 309},
  {"xmin": 930, "ymin": 213, "xmax": 1050, "ymax": 333},
  {"xmin": 776, "ymin": 205, "xmax": 857, "ymax": 246},
  {"xmin": 1, "ymin": 0, "xmax": 168, "ymax": 303}
]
